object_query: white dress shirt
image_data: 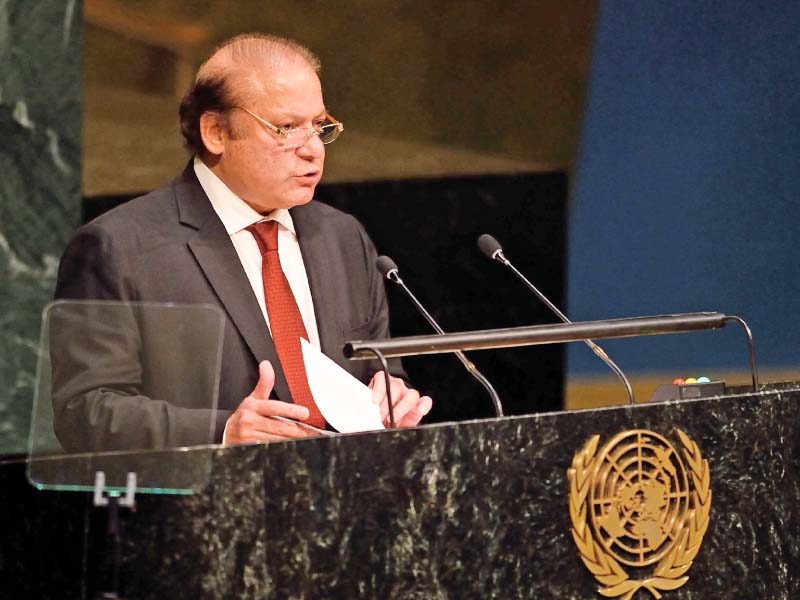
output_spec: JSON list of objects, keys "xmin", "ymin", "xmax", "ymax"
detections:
[{"xmin": 193, "ymin": 157, "xmax": 321, "ymax": 351}]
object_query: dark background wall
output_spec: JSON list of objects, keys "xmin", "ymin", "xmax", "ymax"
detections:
[
  {"xmin": 316, "ymin": 173, "xmax": 568, "ymax": 420},
  {"xmin": 567, "ymin": 1, "xmax": 800, "ymax": 380}
]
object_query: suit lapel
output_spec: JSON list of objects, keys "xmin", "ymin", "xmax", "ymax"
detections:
[
  {"xmin": 174, "ymin": 165, "xmax": 292, "ymax": 401},
  {"xmin": 291, "ymin": 203, "xmax": 344, "ymax": 363}
]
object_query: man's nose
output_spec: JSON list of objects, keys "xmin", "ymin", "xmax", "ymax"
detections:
[{"xmin": 295, "ymin": 132, "xmax": 325, "ymax": 159}]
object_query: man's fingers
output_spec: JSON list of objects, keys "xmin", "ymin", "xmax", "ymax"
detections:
[
  {"xmin": 251, "ymin": 360, "xmax": 275, "ymax": 400},
  {"xmin": 374, "ymin": 373, "xmax": 409, "ymax": 421},
  {"xmin": 396, "ymin": 396, "xmax": 433, "ymax": 428},
  {"xmin": 226, "ymin": 371, "xmax": 315, "ymax": 446},
  {"xmin": 421, "ymin": 396, "xmax": 433, "ymax": 414},
  {"xmin": 384, "ymin": 386, "xmax": 420, "ymax": 426},
  {"xmin": 369, "ymin": 371, "xmax": 386, "ymax": 405},
  {"xmin": 244, "ymin": 397, "xmax": 310, "ymax": 421},
  {"xmin": 226, "ymin": 398, "xmax": 315, "ymax": 445},
  {"xmin": 228, "ymin": 415, "xmax": 317, "ymax": 444},
  {"xmin": 249, "ymin": 416, "xmax": 317, "ymax": 439}
]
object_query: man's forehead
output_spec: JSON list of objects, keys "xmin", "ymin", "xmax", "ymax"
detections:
[
  {"xmin": 248, "ymin": 61, "xmax": 320, "ymax": 91},
  {"xmin": 243, "ymin": 65, "xmax": 325, "ymax": 114}
]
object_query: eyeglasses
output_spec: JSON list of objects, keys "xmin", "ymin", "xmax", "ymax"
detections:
[{"xmin": 235, "ymin": 107, "xmax": 344, "ymax": 149}]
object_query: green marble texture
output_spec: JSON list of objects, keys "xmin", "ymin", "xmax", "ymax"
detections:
[{"xmin": 0, "ymin": 0, "xmax": 82, "ymax": 454}]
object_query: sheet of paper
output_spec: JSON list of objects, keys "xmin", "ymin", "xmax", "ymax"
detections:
[{"xmin": 301, "ymin": 338, "xmax": 385, "ymax": 433}]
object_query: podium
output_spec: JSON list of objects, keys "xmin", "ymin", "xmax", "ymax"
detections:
[{"xmin": 2, "ymin": 382, "xmax": 799, "ymax": 599}]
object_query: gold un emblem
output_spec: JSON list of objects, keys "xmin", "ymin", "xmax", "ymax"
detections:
[{"xmin": 568, "ymin": 429, "xmax": 711, "ymax": 600}]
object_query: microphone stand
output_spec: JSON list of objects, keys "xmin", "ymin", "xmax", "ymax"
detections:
[
  {"xmin": 364, "ymin": 347, "xmax": 396, "ymax": 428},
  {"xmin": 484, "ymin": 240, "xmax": 635, "ymax": 405},
  {"xmin": 383, "ymin": 266, "xmax": 504, "ymax": 417}
]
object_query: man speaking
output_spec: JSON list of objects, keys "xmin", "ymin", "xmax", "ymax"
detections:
[{"xmin": 54, "ymin": 33, "xmax": 431, "ymax": 450}]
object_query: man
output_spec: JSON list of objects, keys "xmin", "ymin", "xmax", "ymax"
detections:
[{"xmin": 53, "ymin": 34, "xmax": 431, "ymax": 451}]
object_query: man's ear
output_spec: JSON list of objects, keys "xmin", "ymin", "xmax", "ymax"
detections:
[{"xmin": 199, "ymin": 111, "xmax": 226, "ymax": 156}]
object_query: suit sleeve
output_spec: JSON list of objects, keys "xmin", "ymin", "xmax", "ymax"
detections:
[{"xmin": 52, "ymin": 224, "xmax": 226, "ymax": 452}]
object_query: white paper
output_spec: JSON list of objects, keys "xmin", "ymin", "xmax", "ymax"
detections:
[{"xmin": 301, "ymin": 338, "xmax": 385, "ymax": 433}]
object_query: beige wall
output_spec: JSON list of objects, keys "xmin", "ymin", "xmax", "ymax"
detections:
[{"xmin": 83, "ymin": 0, "xmax": 597, "ymax": 195}]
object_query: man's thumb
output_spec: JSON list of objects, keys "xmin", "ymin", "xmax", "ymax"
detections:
[{"xmin": 252, "ymin": 360, "xmax": 275, "ymax": 399}]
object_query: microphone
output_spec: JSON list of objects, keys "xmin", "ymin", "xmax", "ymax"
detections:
[
  {"xmin": 477, "ymin": 234, "xmax": 635, "ymax": 404},
  {"xmin": 376, "ymin": 255, "xmax": 504, "ymax": 417}
]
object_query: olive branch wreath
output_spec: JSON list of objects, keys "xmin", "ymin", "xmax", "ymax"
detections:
[{"xmin": 567, "ymin": 429, "xmax": 711, "ymax": 600}]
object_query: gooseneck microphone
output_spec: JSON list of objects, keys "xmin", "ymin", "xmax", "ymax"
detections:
[
  {"xmin": 477, "ymin": 234, "xmax": 635, "ymax": 405},
  {"xmin": 376, "ymin": 255, "xmax": 504, "ymax": 417}
]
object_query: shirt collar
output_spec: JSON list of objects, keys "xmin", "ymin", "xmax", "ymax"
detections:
[{"xmin": 193, "ymin": 157, "xmax": 296, "ymax": 236}]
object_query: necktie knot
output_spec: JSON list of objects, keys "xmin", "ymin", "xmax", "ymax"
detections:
[{"xmin": 247, "ymin": 220, "xmax": 279, "ymax": 254}]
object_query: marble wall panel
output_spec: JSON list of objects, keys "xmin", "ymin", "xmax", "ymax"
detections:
[{"xmin": 0, "ymin": 0, "xmax": 82, "ymax": 454}]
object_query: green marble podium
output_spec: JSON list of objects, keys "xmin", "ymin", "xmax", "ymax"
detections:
[{"xmin": 2, "ymin": 382, "xmax": 799, "ymax": 599}]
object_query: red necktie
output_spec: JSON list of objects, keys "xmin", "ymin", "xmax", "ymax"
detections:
[{"xmin": 247, "ymin": 220, "xmax": 325, "ymax": 428}]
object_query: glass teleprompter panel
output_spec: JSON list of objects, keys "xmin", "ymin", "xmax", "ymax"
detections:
[{"xmin": 28, "ymin": 301, "xmax": 224, "ymax": 495}]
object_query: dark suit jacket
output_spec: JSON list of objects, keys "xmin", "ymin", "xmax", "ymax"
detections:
[{"xmin": 52, "ymin": 164, "xmax": 403, "ymax": 451}]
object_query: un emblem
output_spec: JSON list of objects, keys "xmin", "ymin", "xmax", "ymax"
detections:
[{"xmin": 568, "ymin": 429, "xmax": 711, "ymax": 600}]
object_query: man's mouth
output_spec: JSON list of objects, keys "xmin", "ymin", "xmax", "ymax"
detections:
[{"xmin": 296, "ymin": 170, "xmax": 321, "ymax": 184}]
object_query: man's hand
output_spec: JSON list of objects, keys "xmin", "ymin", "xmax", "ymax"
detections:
[
  {"xmin": 224, "ymin": 361, "xmax": 318, "ymax": 445},
  {"xmin": 369, "ymin": 372, "xmax": 432, "ymax": 428}
]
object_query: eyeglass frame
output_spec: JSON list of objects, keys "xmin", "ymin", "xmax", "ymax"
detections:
[{"xmin": 234, "ymin": 106, "xmax": 344, "ymax": 148}]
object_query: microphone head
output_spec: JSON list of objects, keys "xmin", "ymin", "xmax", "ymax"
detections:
[
  {"xmin": 376, "ymin": 255, "xmax": 400, "ymax": 280},
  {"xmin": 477, "ymin": 234, "xmax": 504, "ymax": 260}
]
